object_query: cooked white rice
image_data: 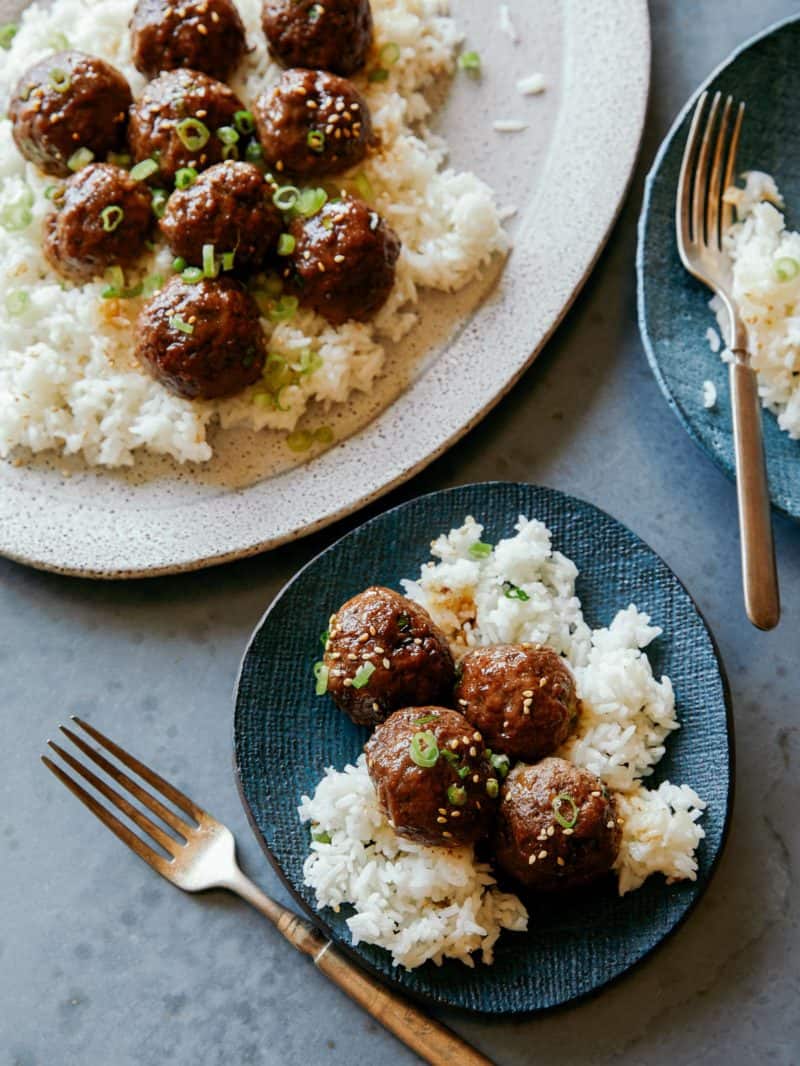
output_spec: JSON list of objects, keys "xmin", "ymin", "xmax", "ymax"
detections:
[
  {"xmin": 0, "ymin": 0, "xmax": 508, "ymax": 466},
  {"xmin": 708, "ymin": 170, "xmax": 800, "ymax": 438},
  {"xmin": 300, "ymin": 515, "xmax": 706, "ymax": 969}
]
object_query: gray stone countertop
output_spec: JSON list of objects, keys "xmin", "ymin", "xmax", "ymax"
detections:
[{"xmin": 2, "ymin": 2, "xmax": 799, "ymax": 1064}]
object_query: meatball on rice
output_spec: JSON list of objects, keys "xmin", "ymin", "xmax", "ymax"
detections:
[
  {"xmin": 131, "ymin": 0, "xmax": 247, "ymax": 81},
  {"xmin": 262, "ymin": 0, "xmax": 373, "ymax": 77}
]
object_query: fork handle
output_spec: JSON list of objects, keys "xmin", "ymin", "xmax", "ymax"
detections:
[
  {"xmin": 729, "ymin": 357, "xmax": 780, "ymax": 630},
  {"xmin": 225, "ymin": 870, "xmax": 494, "ymax": 1066}
]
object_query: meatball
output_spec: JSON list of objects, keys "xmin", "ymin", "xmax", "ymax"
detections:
[
  {"xmin": 323, "ymin": 586, "xmax": 455, "ymax": 727},
  {"xmin": 365, "ymin": 707, "xmax": 499, "ymax": 848},
  {"xmin": 43, "ymin": 164, "xmax": 152, "ymax": 282},
  {"xmin": 128, "ymin": 68, "xmax": 245, "ymax": 183},
  {"xmin": 159, "ymin": 161, "xmax": 281, "ymax": 270},
  {"xmin": 135, "ymin": 275, "xmax": 266, "ymax": 399},
  {"xmin": 131, "ymin": 0, "xmax": 247, "ymax": 80},
  {"xmin": 262, "ymin": 0, "xmax": 373, "ymax": 77},
  {"xmin": 287, "ymin": 196, "xmax": 399, "ymax": 325},
  {"xmin": 8, "ymin": 52, "xmax": 132, "ymax": 178},
  {"xmin": 494, "ymin": 758, "xmax": 622, "ymax": 892},
  {"xmin": 455, "ymin": 644, "xmax": 579, "ymax": 763},
  {"xmin": 253, "ymin": 68, "xmax": 374, "ymax": 179}
]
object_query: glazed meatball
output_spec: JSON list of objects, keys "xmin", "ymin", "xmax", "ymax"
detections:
[
  {"xmin": 287, "ymin": 196, "xmax": 399, "ymax": 325},
  {"xmin": 262, "ymin": 0, "xmax": 373, "ymax": 77},
  {"xmin": 44, "ymin": 164, "xmax": 152, "ymax": 282},
  {"xmin": 8, "ymin": 52, "xmax": 132, "ymax": 178},
  {"xmin": 455, "ymin": 644, "xmax": 579, "ymax": 763},
  {"xmin": 128, "ymin": 68, "xmax": 244, "ymax": 183},
  {"xmin": 135, "ymin": 275, "xmax": 266, "ymax": 399},
  {"xmin": 323, "ymin": 587, "xmax": 455, "ymax": 727},
  {"xmin": 131, "ymin": 0, "xmax": 247, "ymax": 80},
  {"xmin": 494, "ymin": 758, "xmax": 622, "ymax": 892},
  {"xmin": 159, "ymin": 161, "xmax": 282, "ymax": 270},
  {"xmin": 365, "ymin": 707, "xmax": 499, "ymax": 848},
  {"xmin": 253, "ymin": 68, "xmax": 374, "ymax": 179}
]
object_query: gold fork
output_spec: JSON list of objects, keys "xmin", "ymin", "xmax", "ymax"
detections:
[
  {"xmin": 42, "ymin": 716, "xmax": 493, "ymax": 1066},
  {"xmin": 675, "ymin": 90, "xmax": 780, "ymax": 630}
]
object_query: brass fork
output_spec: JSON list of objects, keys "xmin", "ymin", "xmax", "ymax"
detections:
[
  {"xmin": 675, "ymin": 90, "xmax": 780, "ymax": 630},
  {"xmin": 42, "ymin": 717, "xmax": 493, "ymax": 1066}
]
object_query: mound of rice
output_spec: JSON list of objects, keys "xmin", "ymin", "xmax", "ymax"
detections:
[
  {"xmin": 707, "ymin": 170, "xmax": 800, "ymax": 438},
  {"xmin": 299, "ymin": 516, "xmax": 706, "ymax": 969},
  {"xmin": 0, "ymin": 0, "xmax": 508, "ymax": 466}
]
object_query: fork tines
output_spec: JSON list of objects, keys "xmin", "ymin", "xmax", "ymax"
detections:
[{"xmin": 42, "ymin": 716, "xmax": 202, "ymax": 871}]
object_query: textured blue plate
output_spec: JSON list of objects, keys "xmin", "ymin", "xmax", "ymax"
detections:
[
  {"xmin": 234, "ymin": 483, "xmax": 733, "ymax": 1014},
  {"xmin": 637, "ymin": 14, "xmax": 800, "ymax": 520}
]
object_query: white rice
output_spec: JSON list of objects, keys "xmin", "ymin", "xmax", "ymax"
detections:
[
  {"xmin": 0, "ymin": 0, "xmax": 508, "ymax": 466},
  {"xmin": 498, "ymin": 4, "xmax": 519, "ymax": 44},
  {"xmin": 492, "ymin": 118, "xmax": 527, "ymax": 133},
  {"xmin": 710, "ymin": 170, "xmax": 800, "ymax": 439},
  {"xmin": 702, "ymin": 380, "xmax": 717, "ymax": 409},
  {"xmin": 300, "ymin": 515, "xmax": 706, "ymax": 969},
  {"xmin": 516, "ymin": 73, "xmax": 546, "ymax": 96}
]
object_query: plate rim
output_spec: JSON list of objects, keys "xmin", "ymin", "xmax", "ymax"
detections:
[
  {"xmin": 636, "ymin": 10, "xmax": 800, "ymax": 521},
  {"xmin": 232, "ymin": 480, "xmax": 735, "ymax": 1015}
]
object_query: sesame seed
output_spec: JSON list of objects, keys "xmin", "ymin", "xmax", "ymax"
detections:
[
  {"xmin": 438, "ymin": 808, "xmax": 447, "ymax": 815},
  {"xmin": 372, "ymin": 702, "xmax": 379, "ymax": 711},
  {"xmin": 469, "ymin": 746, "xmax": 477, "ymax": 757},
  {"xmin": 358, "ymin": 633, "xmax": 369, "ymax": 643},
  {"xmin": 450, "ymin": 810, "xmax": 461, "ymax": 818},
  {"xmin": 334, "ymin": 129, "xmax": 342, "ymax": 139},
  {"xmin": 528, "ymin": 854, "xmax": 537, "ymax": 865},
  {"xmin": 303, "ymin": 250, "xmax": 311, "ymax": 259},
  {"xmin": 374, "ymin": 646, "xmax": 384, "ymax": 654},
  {"xmin": 347, "ymin": 653, "xmax": 357, "ymax": 661},
  {"xmin": 437, "ymin": 816, "xmax": 447, "ymax": 824},
  {"xmin": 546, "ymin": 826, "xmax": 555, "ymax": 837},
  {"xmin": 317, "ymin": 262, "xmax": 326, "ymax": 273},
  {"xmin": 196, "ymin": 109, "xmax": 208, "ymax": 118},
  {"xmin": 562, "ymin": 827, "xmax": 574, "ymax": 836},
  {"xmin": 591, "ymin": 790, "xmax": 601, "ymax": 797},
  {"xmin": 211, "ymin": 9, "xmax": 219, "ymax": 20},
  {"xmin": 382, "ymin": 658, "xmax": 390, "ymax": 669},
  {"xmin": 522, "ymin": 689, "xmax": 534, "ymax": 698},
  {"xmin": 369, "ymin": 626, "xmax": 377, "ymax": 636},
  {"xmin": 539, "ymin": 678, "xmax": 547, "ymax": 687},
  {"xmin": 449, "ymin": 739, "xmax": 460, "ymax": 749},
  {"xmin": 197, "ymin": 23, "xmax": 208, "ymax": 34},
  {"xmin": 413, "ymin": 637, "xmax": 422, "ymax": 645},
  {"xmin": 461, "ymin": 735, "xmax": 470, "ymax": 745},
  {"xmin": 343, "ymin": 678, "xmax": 353, "ymax": 687},
  {"xmin": 538, "ymin": 850, "xmax": 548, "ymax": 860},
  {"xmin": 343, "ymin": 111, "xmax": 352, "ymax": 121},
  {"xmin": 557, "ymin": 857, "xmax": 565, "ymax": 867},
  {"xmin": 472, "ymin": 774, "xmax": 479, "ymax": 784},
  {"xmin": 606, "ymin": 821, "xmax": 615, "ymax": 829},
  {"xmin": 472, "ymin": 732, "xmax": 481, "ymax": 742},
  {"xmin": 307, "ymin": 100, "xmax": 318, "ymax": 109},
  {"xmin": 333, "ymin": 254, "xmax": 345, "ymax": 263},
  {"xmin": 458, "ymin": 699, "xmax": 468, "ymax": 707},
  {"xmin": 442, "ymin": 831, "xmax": 452, "ymax": 838},
  {"xmin": 352, "ymin": 102, "xmax": 360, "ymax": 110},
  {"xmin": 502, "ymin": 720, "xmax": 510, "ymax": 729}
]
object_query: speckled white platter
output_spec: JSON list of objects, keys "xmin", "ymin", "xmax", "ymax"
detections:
[{"xmin": 0, "ymin": 0, "xmax": 650, "ymax": 578}]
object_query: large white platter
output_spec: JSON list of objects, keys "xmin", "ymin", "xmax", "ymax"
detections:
[{"xmin": 0, "ymin": 0, "xmax": 650, "ymax": 577}]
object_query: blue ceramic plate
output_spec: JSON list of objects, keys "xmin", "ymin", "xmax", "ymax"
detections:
[
  {"xmin": 637, "ymin": 14, "xmax": 800, "ymax": 520},
  {"xmin": 234, "ymin": 483, "xmax": 732, "ymax": 1014}
]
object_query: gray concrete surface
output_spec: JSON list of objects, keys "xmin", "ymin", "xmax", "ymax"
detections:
[{"xmin": 2, "ymin": 2, "xmax": 799, "ymax": 1064}]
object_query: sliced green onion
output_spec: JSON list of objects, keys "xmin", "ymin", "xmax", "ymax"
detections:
[
  {"xmin": 293, "ymin": 349, "xmax": 322, "ymax": 375},
  {"xmin": 108, "ymin": 151, "xmax": 132, "ymax": 169},
  {"xmin": 352, "ymin": 170, "xmax": 374, "ymax": 203},
  {"xmin": 396, "ymin": 613, "xmax": 411, "ymax": 632},
  {"xmin": 273, "ymin": 184, "xmax": 301, "ymax": 211},
  {"xmin": 142, "ymin": 273, "xmax": 163, "ymax": 295},
  {"xmin": 308, "ymin": 2, "xmax": 323, "ymax": 21},
  {"xmin": 368, "ymin": 68, "xmax": 390, "ymax": 83},
  {"xmin": 144, "ymin": 239, "xmax": 156, "ymax": 251},
  {"xmin": 220, "ymin": 251, "xmax": 236, "ymax": 271},
  {"xmin": 458, "ymin": 50, "xmax": 481, "ymax": 74},
  {"xmin": 320, "ymin": 629, "xmax": 330, "ymax": 648},
  {"xmin": 485, "ymin": 778, "xmax": 499, "ymax": 799},
  {"xmin": 175, "ymin": 166, "xmax": 198, "ymax": 189},
  {"xmin": 409, "ymin": 730, "xmax": 439, "ymax": 768},
  {"xmin": 216, "ymin": 125, "xmax": 239, "ymax": 146},
  {"xmin": 202, "ymin": 243, "xmax": 218, "ymax": 278},
  {"xmin": 176, "ymin": 117, "xmax": 210, "ymax": 152},
  {"xmin": 234, "ymin": 109, "xmax": 255, "ymax": 135},
  {"xmin": 5, "ymin": 290, "xmax": 29, "ymax": 316},
  {"xmin": 413, "ymin": 714, "xmax": 440, "ymax": 727},
  {"xmin": 306, "ymin": 129, "xmax": 325, "ymax": 153},
  {"xmin": 67, "ymin": 147, "xmax": 94, "ymax": 171},
  {"xmin": 0, "ymin": 201, "xmax": 32, "ymax": 232},
  {"xmin": 267, "ymin": 294, "xmax": 299, "ymax": 322},
  {"xmin": 457, "ymin": 765, "xmax": 471, "ymax": 779},
  {"xmin": 312, "ymin": 829, "xmax": 331, "ymax": 844},
  {"xmin": 352, "ymin": 661, "xmax": 376, "ymax": 689},
  {"xmin": 181, "ymin": 266, "xmax": 204, "ymax": 283},
  {"xmin": 245, "ymin": 140, "xmax": 264, "ymax": 163},
  {"xmin": 552, "ymin": 793, "xmax": 579, "ymax": 829},
  {"xmin": 48, "ymin": 31, "xmax": 69, "ymax": 49},
  {"xmin": 48, "ymin": 67, "xmax": 71, "ymax": 93},
  {"xmin": 380, "ymin": 42, "xmax": 401, "ymax": 66},
  {"xmin": 0, "ymin": 23, "xmax": 18, "ymax": 49},
  {"xmin": 441, "ymin": 749, "xmax": 459, "ymax": 767},
  {"xmin": 100, "ymin": 205, "xmax": 124, "ymax": 232},
  {"xmin": 502, "ymin": 580, "xmax": 530, "ymax": 602},
  {"xmin": 295, "ymin": 187, "xmax": 327, "ymax": 217},
  {"xmin": 103, "ymin": 266, "xmax": 124, "ymax": 294},
  {"xmin": 221, "ymin": 143, "xmax": 239, "ymax": 161},
  {"xmin": 313, "ymin": 660, "xmax": 329, "ymax": 695},
  {"xmin": 169, "ymin": 314, "xmax": 194, "ymax": 335},
  {"xmin": 172, "ymin": 256, "xmax": 187, "ymax": 273},
  {"xmin": 277, "ymin": 233, "xmax": 296, "ymax": 256},
  {"xmin": 447, "ymin": 784, "xmax": 467, "ymax": 806},
  {"xmin": 314, "ymin": 425, "xmax": 333, "ymax": 444},
  {"xmin": 490, "ymin": 753, "xmax": 510, "ymax": 779},
  {"xmin": 468, "ymin": 540, "xmax": 493, "ymax": 559},
  {"xmin": 775, "ymin": 256, "xmax": 800, "ymax": 282},
  {"xmin": 287, "ymin": 430, "xmax": 313, "ymax": 452},
  {"xmin": 150, "ymin": 188, "xmax": 168, "ymax": 218},
  {"xmin": 130, "ymin": 158, "xmax": 159, "ymax": 181},
  {"xmin": 43, "ymin": 184, "xmax": 60, "ymax": 200}
]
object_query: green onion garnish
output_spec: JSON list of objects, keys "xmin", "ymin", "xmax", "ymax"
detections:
[
  {"xmin": 175, "ymin": 166, "xmax": 198, "ymax": 189},
  {"xmin": 220, "ymin": 251, "xmax": 235, "ymax": 271},
  {"xmin": 67, "ymin": 147, "xmax": 94, "ymax": 171},
  {"xmin": 306, "ymin": 129, "xmax": 325, "ymax": 153},
  {"xmin": 43, "ymin": 184, "xmax": 59, "ymax": 200},
  {"xmin": 352, "ymin": 170, "xmax": 374, "ymax": 203},
  {"xmin": 48, "ymin": 67, "xmax": 71, "ymax": 93},
  {"xmin": 287, "ymin": 430, "xmax": 313, "ymax": 451},
  {"xmin": 293, "ymin": 348, "xmax": 322, "ymax": 375},
  {"xmin": 490, "ymin": 753, "xmax": 510, "ymax": 779},
  {"xmin": 202, "ymin": 243, "xmax": 218, "ymax": 278},
  {"xmin": 396, "ymin": 613, "xmax": 411, "ymax": 632},
  {"xmin": 320, "ymin": 629, "xmax": 330, "ymax": 648},
  {"xmin": 100, "ymin": 205, "xmax": 124, "ymax": 232},
  {"xmin": 273, "ymin": 184, "xmax": 301, "ymax": 211},
  {"xmin": 102, "ymin": 265, "xmax": 125, "ymax": 297},
  {"xmin": 457, "ymin": 765, "xmax": 471, "ymax": 779},
  {"xmin": 502, "ymin": 580, "xmax": 530, "ymax": 602},
  {"xmin": 312, "ymin": 830, "xmax": 331, "ymax": 844},
  {"xmin": 352, "ymin": 661, "xmax": 376, "ymax": 689},
  {"xmin": 130, "ymin": 158, "xmax": 159, "ymax": 181},
  {"xmin": 108, "ymin": 152, "xmax": 132, "ymax": 169},
  {"xmin": 221, "ymin": 144, "xmax": 239, "ymax": 161},
  {"xmin": 216, "ymin": 125, "xmax": 239, "ymax": 146},
  {"xmin": 441, "ymin": 749, "xmax": 459, "ymax": 767},
  {"xmin": 485, "ymin": 778, "xmax": 499, "ymax": 799},
  {"xmin": 176, "ymin": 118, "xmax": 210, "ymax": 151},
  {"xmin": 181, "ymin": 266, "xmax": 204, "ymax": 283},
  {"xmin": 172, "ymin": 256, "xmax": 187, "ymax": 272},
  {"xmin": 313, "ymin": 660, "xmax": 329, "ymax": 695},
  {"xmin": 409, "ymin": 730, "xmax": 439, "ymax": 768},
  {"xmin": 234, "ymin": 110, "xmax": 255, "ymax": 135},
  {"xmin": 552, "ymin": 793, "xmax": 579, "ymax": 829},
  {"xmin": 295, "ymin": 187, "xmax": 327, "ymax": 217},
  {"xmin": 314, "ymin": 425, "xmax": 333, "ymax": 444},
  {"xmin": 368, "ymin": 68, "xmax": 390, "ymax": 83},
  {"xmin": 380, "ymin": 42, "xmax": 401, "ymax": 66},
  {"xmin": 468, "ymin": 540, "xmax": 493, "ymax": 559},
  {"xmin": 150, "ymin": 188, "xmax": 168, "ymax": 218},
  {"xmin": 413, "ymin": 714, "xmax": 440, "ymax": 727},
  {"xmin": 169, "ymin": 314, "xmax": 194, "ymax": 335},
  {"xmin": 245, "ymin": 140, "xmax": 264, "ymax": 163},
  {"xmin": 458, "ymin": 50, "xmax": 481, "ymax": 74},
  {"xmin": 447, "ymin": 784, "xmax": 467, "ymax": 806},
  {"xmin": 775, "ymin": 257, "xmax": 800, "ymax": 282},
  {"xmin": 277, "ymin": 233, "xmax": 296, "ymax": 256},
  {"xmin": 308, "ymin": 2, "xmax": 323, "ymax": 21},
  {"xmin": 267, "ymin": 294, "xmax": 299, "ymax": 322},
  {"xmin": 5, "ymin": 289, "xmax": 29, "ymax": 316},
  {"xmin": 0, "ymin": 23, "xmax": 18, "ymax": 49}
]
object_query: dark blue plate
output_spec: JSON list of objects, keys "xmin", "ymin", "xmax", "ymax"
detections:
[
  {"xmin": 234, "ymin": 483, "xmax": 733, "ymax": 1013},
  {"xmin": 637, "ymin": 14, "xmax": 800, "ymax": 520}
]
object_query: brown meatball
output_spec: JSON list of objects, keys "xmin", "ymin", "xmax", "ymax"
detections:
[
  {"xmin": 323, "ymin": 587, "xmax": 455, "ymax": 727},
  {"xmin": 8, "ymin": 52, "xmax": 132, "ymax": 178},
  {"xmin": 43, "ymin": 164, "xmax": 152, "ymax": 282},
  {"xmin": 262, "ymin": 0, "xmax": 373, "ymax": 77},
  {"xmin": 131, "ymin": 0, "xmax": 247, "ymax": 80},
  {"xmin": 494, "ymin": 758, "xmax": 622, "ymax": 892},
  {"xmin": 159, "ymin": 161, "xmax": 282, "ymax": 270},
  {"xmin": 365, "ymin": 708, "xmax": 499, "ymax": 848},
  {"xmin": 135, "ymin": 275, "xmax": 266, "ymax": 399},
  {"xmin": 287, "ymin": 196, "xmax": 399, "ymax": 325},
  {"xmin": 128, "ymin": 68, "xmax": 245, "ymax": 183},
  {"xmin": 455, "ymin": 644, "xmax": 579, "ymax": 763},
  {"xmin": 253, "ymin": 68, "xmax": 374, "ymax": 179}
]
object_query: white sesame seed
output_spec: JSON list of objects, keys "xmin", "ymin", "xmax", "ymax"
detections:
[
  {"xmin": 382, "ymin": 658, "xmax": 390, "ymax": 669},
  {"xmin": 557, "ymin": 857, "xmax": 565, "ymax": 867},
  {"xmin": 547, "ymin": 826, "xmax": 555, "ymax": 837},
  {"xmin": 538, "ymin": 850, "xmax": 548, "ymax": 860},
  {"xmin": 528, "ymin": 854, "xmax": 536, "ymax": 865},
  {"xmin": 522, "ymin": 689, "xmax": 534, "ymax": 698}
]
